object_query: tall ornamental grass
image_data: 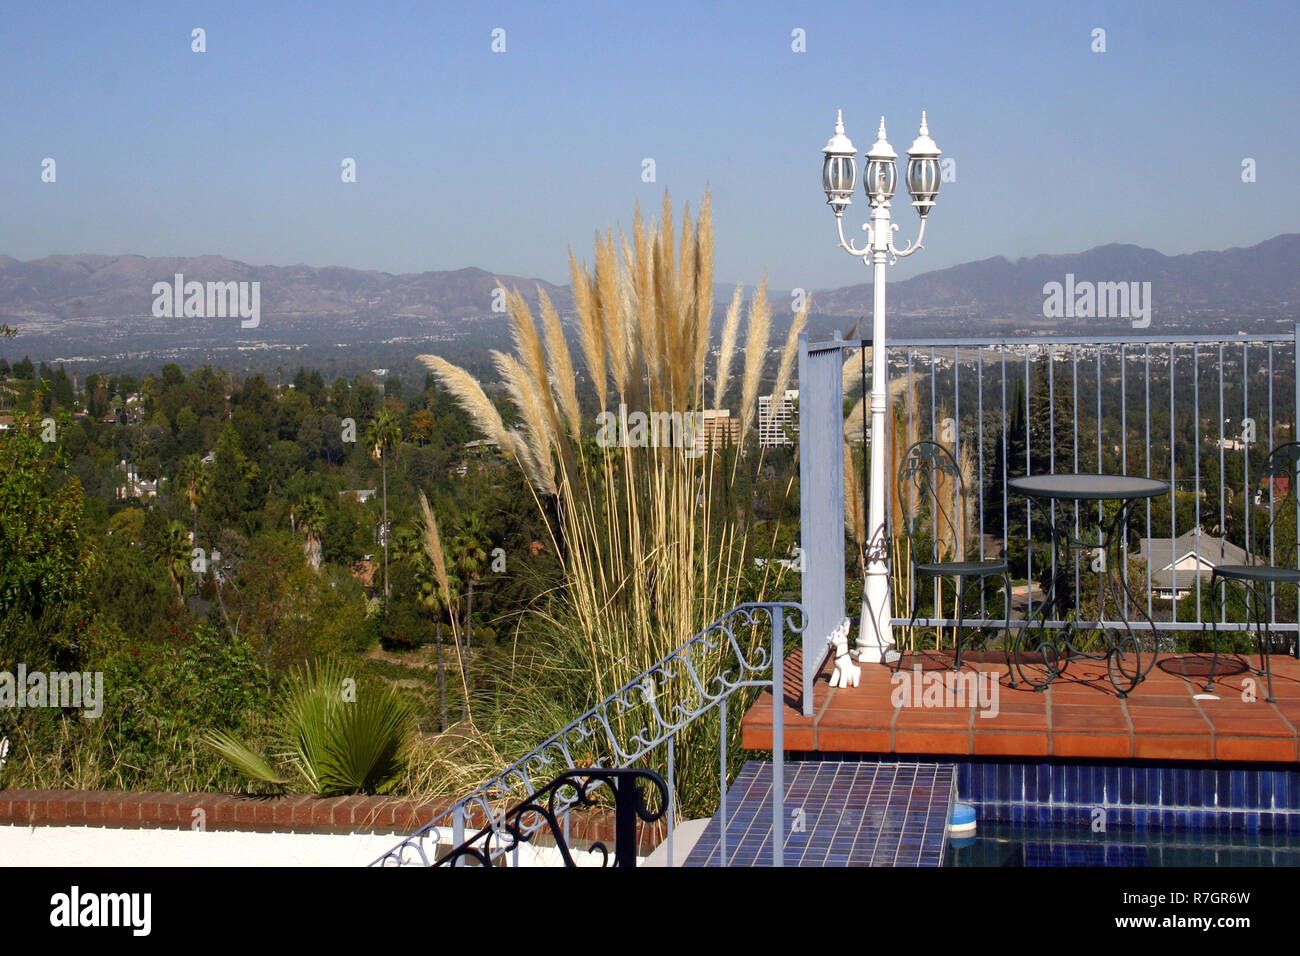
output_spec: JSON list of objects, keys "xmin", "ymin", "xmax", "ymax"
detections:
[{"xmin": 416, "ymin": 192, "xmax": 807, "ymax": 814}]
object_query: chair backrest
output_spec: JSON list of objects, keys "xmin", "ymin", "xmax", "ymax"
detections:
[
  {"xmin": 1246, "ymin": 441, "xmax": 1300, "ymax": 565},
  {"xmin": 896, "ymin": 439, "xmax": 969, "ymax": 566}
]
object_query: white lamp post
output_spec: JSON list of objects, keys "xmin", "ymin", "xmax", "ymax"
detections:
[{"xmin": 821, "ymin": 110, "xmax": 941, "ymax": 662}]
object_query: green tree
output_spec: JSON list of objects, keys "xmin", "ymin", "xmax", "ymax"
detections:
[
  {"xmin": 407, "ymin": 409, "xmax": 435, "ymax": 445},
  {"xmin": 217, "ymin": 533, "xmax": 366, "ymax": 671},
  {"xmin": 0, "ymin": 410, "xmax": 94, "ymax": 667},
  {"xmin": 210, "ymin": 423, "xmax": 251, "ymax": 526}
]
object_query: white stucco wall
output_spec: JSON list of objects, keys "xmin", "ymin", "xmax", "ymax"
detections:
[
  {"xmin": 0, "ymin": 825, "xmax": 633, "ymax": 867},
  {"xmin": 0, "ymin": 825, "xmax": 400, "ymax": 866}
]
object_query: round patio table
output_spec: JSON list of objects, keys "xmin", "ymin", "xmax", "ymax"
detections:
[{"xmin": 1007, "ymin": 474, "xmax": 1169, "ymax": 696}]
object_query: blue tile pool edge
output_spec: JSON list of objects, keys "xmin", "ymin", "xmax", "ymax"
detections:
[{"xmin": 795, "ymin": 752, "xmax": 1300, "ymax": 834}]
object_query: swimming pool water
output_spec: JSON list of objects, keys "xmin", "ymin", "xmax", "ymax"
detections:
[{"xmin": 945, "ymin": 823, "xmax": 1300, "ymax": 867}]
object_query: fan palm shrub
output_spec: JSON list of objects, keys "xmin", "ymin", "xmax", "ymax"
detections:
[{"xmin": 205, "ymin": 658, "xmax": 416, "ymax": 796}]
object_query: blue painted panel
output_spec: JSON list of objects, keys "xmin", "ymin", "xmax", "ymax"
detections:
[{"xmin": 798, "ymin": 335, "xmax": 847, "ymax": 715}]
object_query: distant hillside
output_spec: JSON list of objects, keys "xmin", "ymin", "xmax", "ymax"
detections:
[
  {"xmin": 811, "ymin": 233, "xmax": 1300, "ymax": 322},
  {"xmin": 0, "ymin": 254, "xmax": 573, "ymax": 325},
  {"xmin": 0, "ymin": 234, "xmax": 1294, "ymax": 352}
]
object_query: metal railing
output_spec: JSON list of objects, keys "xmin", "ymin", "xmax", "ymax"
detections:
[
  {"xmin": 433, "ymin": 768, "xmax": 669, "ymax": 868},
  {"xmin": 371, "ymin": 601, "xmax": 804, "ymax": 867},
  {"xmin": 881, "ymin": 327, "xmax": 1300, "ymax": 649}
]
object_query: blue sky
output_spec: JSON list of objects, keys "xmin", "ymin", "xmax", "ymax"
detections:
[{"xmin": 0, "ymin": 0, "xmax": 1296, "ymax": 291}]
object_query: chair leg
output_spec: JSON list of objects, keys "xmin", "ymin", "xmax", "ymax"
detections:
[
  {"xmin": 1003, "ymin": 572, "xmax": 1019, "ymax": 688},
  {"xmin": 1206, "ymin": 573, "xmax": 1221, "ymax": 693},
  {"xmin": 896, "ymin": 582, "xmax": 923, "ymax": 675},
  {"xmin": 952, "ymin": 575, "xmax": 967, "ymax": 672},
  {"xmin": 1248, "ymin": 581, "xmax": 1277, "ymax": 704}
]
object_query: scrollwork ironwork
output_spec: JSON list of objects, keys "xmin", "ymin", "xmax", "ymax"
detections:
[
  {"xmin": 433, "ymin": 767, "xmax": 668, "ymax": 868},
  {"xmin": 370, "ymin": 601, "xmax": 805, "ymax": 866}
]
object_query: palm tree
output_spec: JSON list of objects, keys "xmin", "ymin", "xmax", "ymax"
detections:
[
  {"xmin": 416, "ymin": 491, "xmax": 473, "ymax": 724},
  {"xmin": 176, "ymin": 454, "xmax": 210, "ymax": 549},
  {"xmin": 161, "ymin": 520, "xmax": 191, "ymax": 598},
  {"xmin": 296, "ymin": 493, "xmax": 326, "ymax": 571},
  {"xmin": 451, "ymin": 512, "xmax": 489, "ymax": 659},
  {"xmin": 366, "ymin": 408, "xmax": 403, "ymax": 601},
  {"xmin": 396, "ymin": 524, "xmax": 461, "ymax": 729}
]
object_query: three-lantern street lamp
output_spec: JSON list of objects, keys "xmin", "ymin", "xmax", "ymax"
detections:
[{"xmin": 821, "ymin": 109, "xmax": 941, "ymax": 662}]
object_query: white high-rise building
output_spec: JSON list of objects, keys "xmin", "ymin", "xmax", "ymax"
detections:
[{"xmin": 758, "ymin": 390, "xmax": 798, "ymax": 447}]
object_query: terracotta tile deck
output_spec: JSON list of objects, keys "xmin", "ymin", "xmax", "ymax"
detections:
[{"xmin": 741, "ymin": 649, "xmax": 1300, "ymax": 763}]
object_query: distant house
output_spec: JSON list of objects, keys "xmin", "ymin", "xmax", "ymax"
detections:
[
  {"xmin": 338, "ymin": 489, "xmax": 377, "ymax": 504},
  {"xmin": 200, "ymin": 450, "xmax": 216, "ymax": 465},
  {"xmin": 1257, "ymin": 475, "xmax": 1291, "ymax": 505},
  {"xmin": 457, "ymin": 439, "xmax": 503, "ymax": 479},
  {"xmin": 122, "ymin": 393, "xmax": 145, "ymax": 424},
  {"xmin": 116, "ymin": 461, "xmax": 158, "ymax": 500},
  {"xmin": 1137, "ymin": 530, "xmax": 1247, "ymax": 601},
  {"xmin": 0, "ymin": 415, "xmax": 12, "ymax": 433}
]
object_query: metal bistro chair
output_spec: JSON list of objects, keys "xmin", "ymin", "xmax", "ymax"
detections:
[
  {"xmin": 1207, "ymin": 441, "xmax": 1300, "ymax": 702},
  {"xmin": 895, "ymin": 440, "xmax": 1014, "ymax": 675}
]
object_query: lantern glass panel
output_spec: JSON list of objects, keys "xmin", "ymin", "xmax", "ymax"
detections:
[
  {"xmin": 908, "ymin": 157, "xmax": 939, "ymax": 199},
  {"xmin": 866, "ymin": 159, "xmax": 896, "ymax": 199},
  {"xmin": 823, "ymin": 155, "xmax": 856, "ymax": 197},
  {"xmin": 836, "ymin": 156, "xmax": 856, "ymax": 192}
]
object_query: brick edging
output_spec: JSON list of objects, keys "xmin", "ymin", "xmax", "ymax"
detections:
[
  {"xmin": 0, "ymin": 790, "xmax": 456, "ymax": 835},
  {"xmin": 0, "ymin": 789, "xmax": 670, "ymax": 850}
]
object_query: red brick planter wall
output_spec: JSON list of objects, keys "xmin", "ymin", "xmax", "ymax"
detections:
[
  {"xmin": 0, "ymin": 790, "xmax": 453, "ymax": 835},
  {"xmin": 0, "ymin": 790, "xmax": 669, "ymax": 851}
]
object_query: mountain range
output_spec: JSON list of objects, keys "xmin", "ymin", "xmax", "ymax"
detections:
[
  {"xmin": 1, "ymin": 234, "xmax": 1295, "ymax": 349},
  {"xmin": 814, "ymin": 233, "xmax": 1299, "ymax": 323},
  {"xmin": 0, "ymin": 254, "xmax": 572, "ymax": 329}
]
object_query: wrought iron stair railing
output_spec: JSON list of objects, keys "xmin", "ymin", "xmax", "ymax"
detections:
[
  {"xmin": 371, "ymin": 601, "xmax": 804, "ymax": 867},
  {"xmin": 434, "ymin": 768, "xmax": 668, "ymax": 867}
]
